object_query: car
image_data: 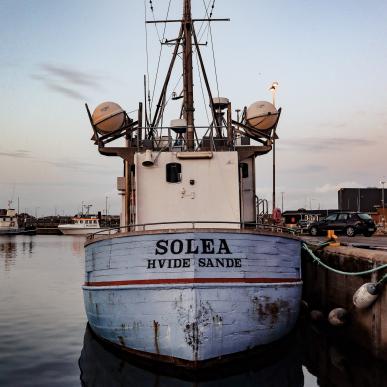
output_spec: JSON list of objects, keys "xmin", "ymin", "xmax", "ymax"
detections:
[{"xmin": 308, "ymin": 212, "xmax": 376, "ymax": 237}]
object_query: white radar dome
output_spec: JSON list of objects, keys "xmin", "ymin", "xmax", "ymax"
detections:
[
  {"xmin": 246, "ymin": 101, "xmax": 278, "ymax": 130},
  {"xmin": 92, "ymin": 102, "xmax": 125, "ymax": 134}
]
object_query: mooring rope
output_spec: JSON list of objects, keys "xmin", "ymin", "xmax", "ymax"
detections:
[{"xmin": 302, "ymin": 242, "xmax": 387, "ymax": 277}]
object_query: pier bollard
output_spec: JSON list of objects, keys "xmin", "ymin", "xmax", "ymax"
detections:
[{"xmin": 327, "ymin": 230, "xmax": 340, "ymax": 247}]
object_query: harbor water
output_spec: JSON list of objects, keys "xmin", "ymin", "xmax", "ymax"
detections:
[{"xmin": 0, "ymin": 235, "xmax": 385, "ymax": 386}]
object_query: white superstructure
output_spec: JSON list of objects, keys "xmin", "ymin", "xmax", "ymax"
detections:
[
  {"xmin": 58, "ymin": 214, "xmax": 102, "ymax": 235},
  {"xmin": 0, "ymin": 208, "xmax": 19, "ymax": 234},
  {"xmin": 135, "ymin": 151, "xmax": 240, "ymax": 229}
]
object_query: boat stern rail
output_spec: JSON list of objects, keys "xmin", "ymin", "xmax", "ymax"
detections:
[{"xmin": 86, "ymin": 220, "xmax": 300, "ymax": 241}]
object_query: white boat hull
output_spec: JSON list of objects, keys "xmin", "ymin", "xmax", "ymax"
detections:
[
  {"xmin": 83, "ymin": 230, "xmax": 302, "ymax": 364},
  {"xmin": 59, "ymin": 227, "xmax": 106, "ymax": 236}
]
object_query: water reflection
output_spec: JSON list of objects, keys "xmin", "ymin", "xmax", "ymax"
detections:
[
  {"xmin": 300, "ymin": 320, "xmax": 387, "ymax": 387},
  {"xmin": 79, "ymin": 324, "xmax": 304, "ymax": 386},
  {"xmin": 71, "ymin": 237, "xmax": 85, "ymax": 257},
  {"xmin": 0, "ymin": 237, "xmax": 34, "ymax": 271}
]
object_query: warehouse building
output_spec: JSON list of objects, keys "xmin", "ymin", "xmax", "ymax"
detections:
[{"xmin": 338, "ymin": 188, "xmax": 385, "ymax": 212}]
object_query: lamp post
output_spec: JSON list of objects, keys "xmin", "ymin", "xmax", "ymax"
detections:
[
  {"xmin": 105, "ymin": 196, "xmax": 109, "ymax": 226},
  {"xmin": 269, "ymin": 81, "xmax": 279, "ymax": 213},
  {"xmin": 381, "ymin": 180, "xmax": 386, "ymax": 228},
  {"xmin": 269, "ymin": 81, "xmax": 279, "ymax": 106}
]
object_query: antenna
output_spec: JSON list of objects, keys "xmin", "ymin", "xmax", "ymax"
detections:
[
  {"xmin": 84, "ymin": 204, "xmax": 92, "ymax": 215},
  {"xmin": 146, "ymin": 0, "xmax": 230, "ymax": 149}
]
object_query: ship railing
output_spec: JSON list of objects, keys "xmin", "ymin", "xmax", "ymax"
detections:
[{"xmin": 87, "ymin": 221, "xmax": 300, "ymax": 240}]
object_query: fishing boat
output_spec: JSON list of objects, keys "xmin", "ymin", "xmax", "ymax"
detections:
[
  {"xmin": 82, "ymin": 0, "xmax": 302, "ymax": 367},
  {"xmin": 0, "ymin": 202, "xmax": 35, "ymax": 235},
  {"xmin": 58, "ymin": 205, "xmax": 106, "ymax": 235}
]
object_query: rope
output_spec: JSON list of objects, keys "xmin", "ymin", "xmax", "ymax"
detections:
[
  {"xmin": 197, "ymin": 0, "xmax": 212, "ymax": 38},
  {"xmin": 149, "ymin": 0, "xmax": 162, "ymax": 43},
  {"xmin": 195, "ymin": 50, "xmax": 211, "ymax": 125},
  {"xmin": 164, "ymin": 74, "xmax": 183, "ymax": 107},
  {"xmin": 202, "ymin": 0, "xmax": 220, "ymax": 99},
  {"xmin": 302, "ymin": 242, "xmax": 387, "ymax": 277},
  {"xmin": 144, "ymin": 0, "xmax": 152, "ymax": 124},
  {"xmin": 377, "ymin": 273, "xmax": 387, "ymax": 286},
  {"xmin": 150, "ymin": 0, "xmax": 172, "ymax": 113}
]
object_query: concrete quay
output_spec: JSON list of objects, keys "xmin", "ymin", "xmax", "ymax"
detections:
[
  {"xmin": 36, "ymin": 227, "xmax": 62, "ymax": 235},
  {"xmin": 301, "ymin": 238, "xmax": 387, "ymax": 361}
]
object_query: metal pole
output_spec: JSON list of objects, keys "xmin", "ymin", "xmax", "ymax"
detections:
[
  {"xmin": 270, "ymin": 82, "xmax": 279, "ymax": 214},
  {"xmin": 272, "ymin": 131, "xmax": 276, "ymax": 213},
  {"xmin": 105, "ymin": 196, "xmax": 108, "ymax": 225},
  {"xmin": 381, "ymin": 180, "xmax": 386, "ymax": 228},
  {"xmin": 281, "ymin": 192, "xmax": 284, "ymax": 213},
  {"xmin": 183, "ymin": 0, "xmax": 195, "ymax": 150}
]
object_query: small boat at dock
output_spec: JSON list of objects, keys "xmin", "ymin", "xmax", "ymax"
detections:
[
  {"xmin": 0, "ymin": 203, "xmax": 35, "ymax": 236},
  {"xmin": 58, "ymin": 205, "xmax": 108, "ymax": 236}
]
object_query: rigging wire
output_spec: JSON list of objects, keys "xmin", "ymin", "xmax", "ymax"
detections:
[
  {"xmin": 194, "ymin": 51, "xmax": 211, "ymax": 125},
  {"xmin": 164, "ymin": 74, "xmax": 183, "ymax": 107},
  {"xmin": 144, "ymin": 0, "xmax": 152, "ymax": 124},
  {"xmin": 145, "ymin": 0, "xmax": 218, "ymax": 132},
  {"xmin": 202, "ymin": 0, "xmax": 220, "ymax": 98},
  {"xmin": 149, "ymin": 0, "xmax": 162, "ymax": 43},
  {"xmin": 150, "ymin": 0, "xmax": 172, "ymax": 114},
  {"xmin": 196, "ymin": 0, "xmax": 212, "ymax": 39},
  {"xmin": 209, "ymin": 0, "xmax": 216, "ymax": 18}
]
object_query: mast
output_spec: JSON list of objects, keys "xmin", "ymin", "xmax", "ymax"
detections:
[{"xmin": 183, "ymin": 0, "xmax": 195, "ymax": 150}]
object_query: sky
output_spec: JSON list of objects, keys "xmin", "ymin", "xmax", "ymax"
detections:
[{"xmin": 0, "ymin": 0, "xmax": 386, "ymax": 216}]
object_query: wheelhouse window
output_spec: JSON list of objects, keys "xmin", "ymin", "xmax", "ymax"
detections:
[{"xmin": 166, "ymin": 163, "xmax": 182, "ymax": 183}]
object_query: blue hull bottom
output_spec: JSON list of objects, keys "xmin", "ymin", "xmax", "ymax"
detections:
[{"xmin": 83, "ymin": 282, "xmax": 302, "ymax": 362}]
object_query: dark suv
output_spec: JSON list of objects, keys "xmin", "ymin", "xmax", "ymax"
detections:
[{"xmin": 309, "ymin": 212, "xmax": 376, "ymax": 237}]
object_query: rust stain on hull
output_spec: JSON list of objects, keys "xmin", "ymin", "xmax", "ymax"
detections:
[
  {"xmin": 118, "ymin": 335, "xmax": 125, "ymax": 347},
  {"xmin": 153, "ymin": 320, "xmax": 160, "ymax": 354},
  {"xmin": 252, "ymin": 297, "xmax": 289, "ymax": 326}
]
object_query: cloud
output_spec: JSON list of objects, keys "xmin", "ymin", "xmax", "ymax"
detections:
[
  {"xmin": 317, "ymin": 121, "xmax": 347, "ymax": 129},
  {"xmin": 45, "ymin": 82, "xmax": 85, "ymax": 99},
  {"xmin": 282, "ymin": 164, "xmax": 328, "ymax": 174},
  {"xmin": 0, "ymin": 148, "xmax": 110, "ymax": 174},
  {"xmin": 31, "ymin": 63, "xmax": 104, "ymax": 100},
  {"xmin": 0, "ymin": 150, "xmax": 33, "ymax": 159},
  {"xmin": 279, "ymin": 137, "xmax": 376, "ymax": 151},
  {"xmin": 42, "ymin": 159, "xmax": 103, "ymax": 170},
  {"xmin": 40, "ymin": 64, "xmax": 102, "ymax": 88},
  {"xmin": 315, "ymin": 181, "xmax": 363, "ymax": 193}
]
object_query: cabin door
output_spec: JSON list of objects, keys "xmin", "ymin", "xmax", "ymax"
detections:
[{"xmin": 240, "ymin": 158, "xmax": 256, "ymax": 223}]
